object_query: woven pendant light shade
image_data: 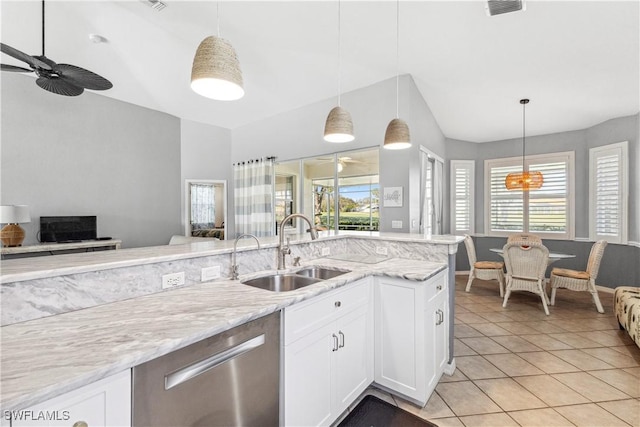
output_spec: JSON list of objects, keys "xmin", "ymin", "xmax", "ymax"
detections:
[
  {"xmin": 324, "ymin": 106, "xmax": 354, "ymax": 143},
  {"xmin": 505, "ymin": 171, "xmax": 544, "ymax": 190},
  {"xmin": 384, "ymin": 118, "xmax": 411, "ymax": 150},
  {"xmin": 191, "ymin": 35, "xmax": 244, "ymax": 101}
]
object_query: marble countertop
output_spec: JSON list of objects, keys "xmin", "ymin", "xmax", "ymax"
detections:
[
  {"xmin": 0, "ymin": 256, "xmax": 446, "ymax": 412},
  {"xmin": 0, "ymin": 233, "xmax": 462, "ymax": 284}
]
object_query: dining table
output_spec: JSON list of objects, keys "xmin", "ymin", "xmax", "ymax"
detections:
[{"xmin": 489, "ymin": 248, "xmax": 576, "ymax": 265}]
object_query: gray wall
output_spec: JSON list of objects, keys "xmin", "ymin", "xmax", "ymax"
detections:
[
  {"xmin": 180, "ymin": 119, "xmax": 233, "ymax": 237},
  {"xmin": 446, "ymin": 113, "xmax": 639, "ymax": 242},
  {"xmin": 1, "ymin": 73, "xmax": 183, "ymax": 248},
  {"xmin": 231, "ymin": 74, "xmax": 446, "ymax": 235},
  {"xmin": 449, "ymin": 113, "xmax": 640, "ymax": 288}
]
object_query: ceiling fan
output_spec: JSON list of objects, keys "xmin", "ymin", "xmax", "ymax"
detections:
[{"xmin": 0, "ymin": 0, "xmax": 112, "ymax": 96}]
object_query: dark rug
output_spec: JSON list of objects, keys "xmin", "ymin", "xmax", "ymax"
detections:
[{"xmin": 337, "ymin": 395, "xmax": 439, "ymax": 427}]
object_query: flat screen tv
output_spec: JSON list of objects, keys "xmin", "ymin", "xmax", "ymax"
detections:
[{"xmin": 40, "ymin": 216, "xmax": 97, "ymax": 243}]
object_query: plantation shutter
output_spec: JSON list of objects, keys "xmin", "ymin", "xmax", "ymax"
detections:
[
  {"xmin": 589, "ymin": 142, "xmax": 628, "ymax": 243},
  {"xmin": 485, "ymin": 151, "xmax": 574, "ymax": 239},
  {"xmin": 528, "ymin": 160, "xmax": 568, "ymax": 234},
  {"xmin": 450, "ymin": 160, "xmax": 474, "ymax": 235},
  {"xmin": 488, "ymin": 164, "xmax": 524, "ymax": 233}
]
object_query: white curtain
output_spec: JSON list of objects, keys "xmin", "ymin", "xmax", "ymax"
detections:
[
  {"xmin": 234, "ymin": 158, "xmax": 275, "ymax": 237},
  {"xmin": 190, "ymin": 184, "xmax": 215, "ymax": 229}
]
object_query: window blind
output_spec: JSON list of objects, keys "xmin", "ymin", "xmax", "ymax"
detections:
[
  {"xmin": 450, "ymin": 160, "xmax": 474, "ymax": 234},
  {"xmin": 589, "ymin": 142, "xmax": 628, "ymax": 243},
  {"xmin": 485, "ymin": 151, "xmax": 574, "ymax": 239}
]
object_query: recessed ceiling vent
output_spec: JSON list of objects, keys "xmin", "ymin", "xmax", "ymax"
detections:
[
  {"xmin": 486, "ymin": 0, "xmax": 525, "ymax": 16},
  {"xmin": 141, "ymin": 0, "xmax": 167, "ymax": 12}
]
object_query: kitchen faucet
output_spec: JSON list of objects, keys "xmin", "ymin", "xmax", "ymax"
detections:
[
  {"xmin": 278, "ymin": 214, "xmax": 318, "ymax": 269},
  {"xmin": 231, "ymin": 233, "xmax": 261, "ymax": 280}
]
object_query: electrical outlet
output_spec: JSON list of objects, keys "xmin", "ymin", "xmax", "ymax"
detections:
[
  {"xmin": 201, "ymin": 265, "xmax": 221, "ymax": 282},
  {"xmin": 375, "ymin": 246, "xmax": 388, "ymax": 256},
  {"xmin": 321, "ymin": 247, "xmax": 330, "ymax": 256},
  {"xmin": 391, "ymin": 220, "xmax": 403, "ymax": 229},
  {"xmin": 162, "ymin": 272, "xmax": 185, "ymax": 289}
]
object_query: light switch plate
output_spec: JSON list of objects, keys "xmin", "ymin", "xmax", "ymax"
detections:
[
  {"xmin": 391, "ymin": 220, "xmax": 403, "ymax": 229},
  {"xmin": 201, "ymin": 265, "xmax": 221, "ymax": 281}
]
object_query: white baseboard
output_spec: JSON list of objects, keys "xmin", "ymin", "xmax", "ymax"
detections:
[
  {"xmin": 455, "ymin": 270, "xmax": 470, "ymax": 276},
  {"xmin": 444, "ymin": 359, "xmax": 456, "ymax": 376}
]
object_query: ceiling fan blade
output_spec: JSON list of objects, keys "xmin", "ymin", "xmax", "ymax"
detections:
[
  {"xmin": 36, "ymin": 76, "xmax": 84, "ymax": 96},
  {"xmin": 54, "ymin": 64, "xmax": 112, "ymax": 90},
  {"xmin": 1, "ymin": 64, "xmax": 32, "ymax": 72},
  {"xmin": 0, "ymin": 43, "xmax": 51, "ymax": 70}
]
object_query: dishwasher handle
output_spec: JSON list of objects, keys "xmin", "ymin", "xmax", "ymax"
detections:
[{"xmin": 165, "ymin": 334, "xmax": 265, "ymax": 390}]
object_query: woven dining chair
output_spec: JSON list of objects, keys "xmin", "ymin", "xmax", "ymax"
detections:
[
  {"xmin": 463, "ymin": 235, "xmax": 505, "ymax": 297},
  {"xmin": 549, "ymin": 240, "xmax": 608, "ymax": 313},
  {"xmin": 507, "ymin": 233, "xmax": 542, "ymax": 244},
  {"xmin": 502, "ymin": 239, "xmax": 550, "ymax": 315}
]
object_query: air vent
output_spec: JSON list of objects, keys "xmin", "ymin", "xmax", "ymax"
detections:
[
  {"xmin": 486, "ymin": 0, "xmax": 525, "ymax": 16},
  {"xmin": 141, "ymin": 0, "xmax": 167, "ymax": 12}
]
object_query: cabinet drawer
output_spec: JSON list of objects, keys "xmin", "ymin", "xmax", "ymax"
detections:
[
  {"xmin": 284, "ymin": 279, "xmax": 371, "ymax": 345},
  {"xmin": 424, "ymin": 269, "xmax": 447, "ymax": 303}
]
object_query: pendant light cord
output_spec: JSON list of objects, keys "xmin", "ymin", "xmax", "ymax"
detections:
[
  {"xmin": 216, "ymin": 2, "xmax": 220, "ymax": 37},
  {"xmin": 395, "ymin": 0, "xmax": 400, "ymax": 118},
  {"xmin": 522, "ymin": 100, "xmax": 526, "ymax": 172},
  {"xmin": 42, "ymin": 0, "xmax": 45, "ymax": 57},
  {"xmin": 337, "ymin": 0, "xmax": 342, "ymax": 106}
]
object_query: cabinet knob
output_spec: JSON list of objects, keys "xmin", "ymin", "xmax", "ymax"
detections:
[
  {"xmin": 335, "ymin": 301, "xmax": 341, "ymax": 308},
  {"xmin": 436, "ymin": 285, "xmax": 443, "ymax": 291},
  {"xmin": 73, "ymin": 422, "xmax": 89, "ymax": 427}
]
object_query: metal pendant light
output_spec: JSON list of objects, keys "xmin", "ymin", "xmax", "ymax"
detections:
[
  {"xmin": 384, "ymin": 0, "xmax": 411, "ymax": 150},
  {"xmin": 505, "ymin": 99, "xmax": 544, "ymax": 190},
  {"xmin": 324, "ymin": 0, "xmax": 354, "ymax": 143},
  {"xmin": 191, "ymin": 3, "xmax": 244, "ymax": 101}
]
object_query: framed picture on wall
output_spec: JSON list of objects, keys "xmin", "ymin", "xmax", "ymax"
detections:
[{"xmin": 383, "ymin": 187, "xmax": 403, "ymax": 207}]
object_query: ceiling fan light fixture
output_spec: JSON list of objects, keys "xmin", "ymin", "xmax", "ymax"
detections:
[
  {"xmin": 324, "ymin": 106, "xmax": 354, "ymax": 143},
  {"xmin": 191, "ymin": 35, "xmax": 244, "ymax": 101},
  {"xmin": 384, "ymin": 118, "xmax": 411, "ymax": 150}
]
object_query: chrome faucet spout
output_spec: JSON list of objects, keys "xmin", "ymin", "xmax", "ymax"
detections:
[
  {"xmin": 278, "ymin": 214, "xmax": 318, "ymax": 270},
  {"xmin": 231, "ymin": 233, "xmax": 261, "ymax": 280}
]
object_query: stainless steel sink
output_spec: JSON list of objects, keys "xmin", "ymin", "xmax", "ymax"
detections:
[
  {"xmin": 241, "ymin": 274, "xmax": 322, "ymax": 292},
  {"xmin": 294, "ymin": 266, "xmax": 350, "ymax": 280}
]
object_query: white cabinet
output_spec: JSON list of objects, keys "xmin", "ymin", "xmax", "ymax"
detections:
[
  {"xmin": 283, "ymin": 279, "xmax": 373, "ymax": 427},
  {"xmin": 9, "ymin": 370, "xmax": 131, "ymax": 427},
  {"xmin": 374, "ymin": 269, "xmax": 448, "ymax": 406}
]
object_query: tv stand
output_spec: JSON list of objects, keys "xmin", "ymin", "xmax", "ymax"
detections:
[{"xmin": 1, "ymin": 239, "xmax": 121, "ymax": 259}]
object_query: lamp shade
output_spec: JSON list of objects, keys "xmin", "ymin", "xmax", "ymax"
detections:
[
  {"xmin": 505, "ymin": 171, "xmax": 544, "ymax": 191},
  {"xmin": 0, "ymin": 205, "xmax": 30, "ymax": 224},
  {"xmin": 191, "ymin": 35, "xmax": 245, "ymax": 101},
  {"xmin": 324, "ymin": 106, "xmax": 354, "ymax": 143},
  {"xmin": 383, "ymin": 118, "xmax": 411, "ymax": 150}
]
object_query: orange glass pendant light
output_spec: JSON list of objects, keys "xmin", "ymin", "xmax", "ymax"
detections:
[{"xmin": 505, "ymin": 99, "xmax": 543, "ymax": 191}]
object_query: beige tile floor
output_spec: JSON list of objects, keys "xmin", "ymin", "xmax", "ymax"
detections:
[{"xmin": 338, "ymin": 276, "xmax": 640, "ymax": 427}]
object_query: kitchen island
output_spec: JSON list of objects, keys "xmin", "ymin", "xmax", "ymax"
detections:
[{"xmin": 0, "ymin": 233, "xmax": 462, "ymax": 418}]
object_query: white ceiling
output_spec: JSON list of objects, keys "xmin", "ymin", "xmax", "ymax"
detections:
[{"xmin": 1, "ymin": 0, "xmax": 638, "ymax": 143}]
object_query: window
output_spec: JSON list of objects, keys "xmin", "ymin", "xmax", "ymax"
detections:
[
  {"xmin": 450, "ymin": 160, "xmax": 474, "ymax": 235},
  {"xmin": 589, "ymin": 141, "xmax": 628, "ymax": 244},
  {"xmin": 485, "ymin": 151, "xmax": 574, "ymax": 239}
]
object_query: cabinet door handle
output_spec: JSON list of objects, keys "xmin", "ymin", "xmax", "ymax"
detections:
[
  {"xmin": 332, "ymin": 334, "xmax": 339, "ymax": 352},
  {"xmin": 338, "ymin": 331, "xmax": 345, "ymax": 348},
  {"xmin": 436, "ymin": 309, "xmax": 443, "ymax": 325}
]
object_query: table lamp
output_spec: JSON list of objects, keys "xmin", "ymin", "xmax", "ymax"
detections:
[{"xmin": 0, "ymin": 205, "xmax": 30, "ymax": 247}]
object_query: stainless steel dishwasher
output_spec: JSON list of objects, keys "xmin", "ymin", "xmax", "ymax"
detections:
[{"xmin": 133, "ymin": 312, "xmax": 280, "ymax": 427}]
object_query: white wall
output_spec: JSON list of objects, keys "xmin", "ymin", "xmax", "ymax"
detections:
[{"xmin": 1, "ymin": 73, "xmax": 183, "ymax": 248}]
